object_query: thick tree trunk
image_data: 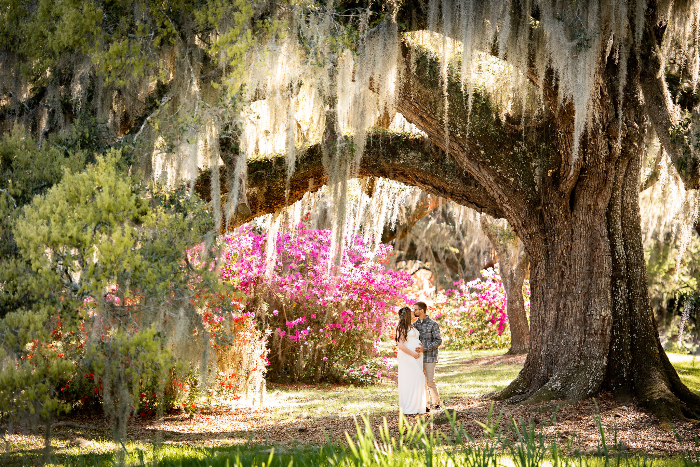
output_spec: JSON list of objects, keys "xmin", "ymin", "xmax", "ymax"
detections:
[
  {"xmin": 495, "ymin": 158, "xmax": 616, "ymax": 403},
  {"xmin": 494, "ymin": 84, "xmax": 700, "ymax": 419},
  {"xmin": 605, "ymin": 128, "xmax": 700, "ymax": 419},
  {"xmin": 481, "ymin": 216, "xmax": 530, "ymax": 355}
]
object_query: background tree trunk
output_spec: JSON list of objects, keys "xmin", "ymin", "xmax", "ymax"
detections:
[{"xmin": 481, "ymin": 216, "xmax": 530, "ymax": 355}]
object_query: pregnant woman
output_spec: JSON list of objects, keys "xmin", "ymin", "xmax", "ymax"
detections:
[{"xmin": 396, "ymin": 306, "xmax": 426, "ymax": 415}]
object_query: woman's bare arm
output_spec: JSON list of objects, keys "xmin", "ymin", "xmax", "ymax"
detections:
[{"xmin": 398, "ymin": 339, "xmax": 420, "ymax": 359}]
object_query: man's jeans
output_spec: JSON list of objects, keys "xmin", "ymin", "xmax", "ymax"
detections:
[{"xmin": 423, "ymin": 362, "xmax": 440, "ymax": 406}]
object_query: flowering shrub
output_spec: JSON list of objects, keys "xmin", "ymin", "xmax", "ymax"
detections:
[
  {"xmin": 128, "ymin": 311, "xmax": 268, "ymax": 416},
  {"xmin": 220, "ymin": 222, "xmax": 412, "ymax": 383},
  {"xmin": 4, "ymin": 153, "xmax": 268, "ymax": 446},
  {"xmin": 432, "ymin": 264, "xmax": 530, "ymax": 350}
]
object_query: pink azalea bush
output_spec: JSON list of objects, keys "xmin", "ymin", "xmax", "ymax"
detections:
[
  {"xmin": 432, "ymin": 264, "xmax": 530, "ymax": 350},
  {"xmin": 219, "ymin": 221, "xmax": 412, "ymax": 383}
]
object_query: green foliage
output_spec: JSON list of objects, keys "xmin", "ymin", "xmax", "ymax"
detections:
[
  {"xmin": 0, "ymin": 0, "xmax": 102, "ymax": 82},
  {"xmin": 0, "ymin": 128, "xmax": 87, "ymax": 318},
  {"xmin": 7, "ymin": 151, "xmax": 220, "ymax": 442},
  {"xmin": 0, "ymin": 127, "xmax": 86, "ymax": 213},
  {"xmin": 51, "ymin": 114, "xmax": 113, "ymax": 160},
  {"xmin": 197, "ymin": 0, "xmax": 261, "ymax": 97},
  {"xmin": 0, "ymin": 309, "xmax": 74, "ymax": 437},
  {"xmin": 86, "ymin": 326, "xmax": 173, "ymax": 440},
  {"xmin": 0, "ymin": 132, "xmax": 264, "ymax": 445},
  {"xmin": 0, "ymin": 0, "xmax": 265, "ymax": 86},
  {"xmin": 669, "ymin": 111, "xmax": 700, "ymax": 178},
  {"xmin": 14, "ymin": 151, "xmax": 214, "ymax": 304},
  {"xmin": 646, "ymin": 235, "xmax": 700, "ymax": 352},
  {"xmin": 15, "ymin": 151, "xmax": 146, "ymax": 300}
]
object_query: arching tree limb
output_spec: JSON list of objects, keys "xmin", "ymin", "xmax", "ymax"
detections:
[
  {"xmin": 195, "ymin": 130, "xmax": 504, "ymax": 229},
  {"xmin": 396, "ymin": 40, "xmax": 552, "ymax": 255}
]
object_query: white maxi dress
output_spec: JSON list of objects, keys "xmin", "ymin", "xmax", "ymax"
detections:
[{"xmin": 398, "ymin": 327, "xmax": 427, "ymax": 415}]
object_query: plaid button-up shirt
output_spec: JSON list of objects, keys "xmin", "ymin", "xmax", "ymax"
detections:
[{"xmin": 413, "ymin": 316, "xmax": 442, "ymax": 363}]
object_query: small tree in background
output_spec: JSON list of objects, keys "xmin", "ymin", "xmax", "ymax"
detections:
[
  {"xmin": 0, "ymin": 309, "xmax": 75, "ymax": 460},
  {"xmin": 0, "ymin": 128, "xmax": 88, "ymax": 458},
  {"xmin": 7, "ymin": 152, "xmax": 250, "ymax": 447},
  {"xmin": 0, "ymin": 128, "xmax": 87, "ymax": 319}
]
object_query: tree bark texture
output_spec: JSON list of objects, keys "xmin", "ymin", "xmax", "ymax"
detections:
[
  {"xmin": 606, "ymin": 112, "xmax": 700, "ymax": 419},
  {"xmin": 481, "ymin": 216, "xmax": 531, "ymax": 355}
]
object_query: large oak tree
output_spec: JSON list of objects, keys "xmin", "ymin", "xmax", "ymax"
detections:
[{"xmin": 213, "ymin": 0, "xmax": 700, "ymax": 420}]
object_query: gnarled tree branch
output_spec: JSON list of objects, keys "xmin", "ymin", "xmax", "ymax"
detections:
[{"xmin": 195, "ymin": 130, "xmax": 504, "ymax": 229}]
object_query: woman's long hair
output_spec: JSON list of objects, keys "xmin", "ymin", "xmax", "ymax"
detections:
[{"xmin": 395, "ymin": 306, "xmax": 413, "ymax": 342}]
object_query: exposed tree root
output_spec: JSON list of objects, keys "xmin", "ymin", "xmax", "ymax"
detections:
[
  {"xmin": 490, "ymin": 371, "xmax": 531, "ymax": 403},
  {"xmin": 489, "ymin": 356, "xmax": 700, "ymax": 422},
  {"xmin": 634, "ymin": 347, "xmax": 700, "ymax": 422}
]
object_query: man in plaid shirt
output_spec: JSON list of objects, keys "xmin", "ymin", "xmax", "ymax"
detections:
[{"xmin": 412, "ymin": 301, "xmax": 442, "ymax": 411}]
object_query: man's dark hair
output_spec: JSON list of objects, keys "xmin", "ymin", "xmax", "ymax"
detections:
[{"xmin": 414, "ymin": 301, "xmax": 427, "ymax": 312}]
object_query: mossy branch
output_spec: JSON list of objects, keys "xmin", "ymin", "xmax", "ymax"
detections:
[{"xmin": 195, "ymin": 130, "xmax": 504, "ymax": 230}]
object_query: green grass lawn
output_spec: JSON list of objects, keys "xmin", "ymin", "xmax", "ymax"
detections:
[
  {"xmin": 437, "ymin": 349, "xmax": 523, "ymax": 399},
  {"xmin": 266, "ymin": 349, "xmax": 521, "ymax": 421},
  {"xmin": 46, "ymin": 446, "xmax": 700, "ymax": 467},
  {"xmin": 46, "ymin": 418, "xmax": 700, "ymax": 467},
  {"xmin": 668, "ymin": 353, "xmax": 700, "ymax": 394}
]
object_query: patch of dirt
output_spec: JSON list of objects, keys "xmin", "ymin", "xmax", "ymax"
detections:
[{"xmin": 462, "ymin": 353, "xmax": 527, "ymax": 366}]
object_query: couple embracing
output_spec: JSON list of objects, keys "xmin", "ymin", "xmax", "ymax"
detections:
[{"xmin": 395, "ymin": 302, "xmax": 442, "ymax": 415}]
